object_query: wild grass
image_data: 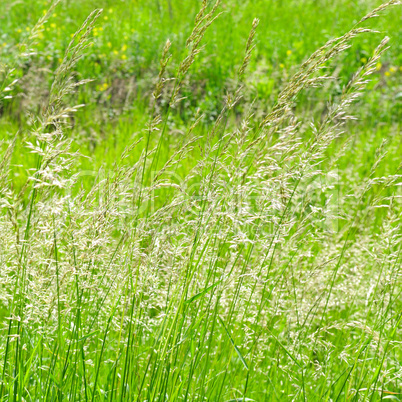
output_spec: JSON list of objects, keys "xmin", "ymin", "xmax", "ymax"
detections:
[{"xmin": 0, "ymin": 0, "xmax": 402, "ymax": 400}]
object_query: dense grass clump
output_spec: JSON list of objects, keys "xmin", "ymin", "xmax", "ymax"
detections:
[{"xmin": 0, "ymin": 0, "xmax": 402, "ymax": 400}]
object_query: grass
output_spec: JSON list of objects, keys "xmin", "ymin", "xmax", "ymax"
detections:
[{"xmin": 0, "ymin": 0, "xmax": 402, "ymax": 400}]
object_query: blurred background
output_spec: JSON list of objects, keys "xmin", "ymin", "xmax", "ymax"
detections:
[{"xmin": 0, "ymin": 0, "xmax": 401, "ymax": 186}]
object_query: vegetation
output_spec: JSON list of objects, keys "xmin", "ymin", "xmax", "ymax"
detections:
[{"xmin": 0, "ymin": 0, "xmax": 401, "ymax": 400}]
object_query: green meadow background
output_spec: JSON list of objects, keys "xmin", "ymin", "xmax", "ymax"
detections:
[
  {"xmin": 1, "ymin": 0, "xmax": 400, "ymax": 178},
  {"xmin": 0, "ymin": 0, "xmax": 402, "ymax": 400}
]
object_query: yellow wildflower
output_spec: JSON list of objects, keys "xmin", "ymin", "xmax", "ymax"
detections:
[{"xmin": 99, "ymin": 82, "xmax": 109, "ymax": 91}]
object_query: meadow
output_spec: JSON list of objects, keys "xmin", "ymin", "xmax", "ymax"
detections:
[{"xmin": 0, "ymin": 0, "xmax": 402, "ymax": 400}]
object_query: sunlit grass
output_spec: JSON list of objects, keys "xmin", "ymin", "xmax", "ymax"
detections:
[{"xmin": 0, "ymin": 0, "xmax": 401, "ymax": 400}]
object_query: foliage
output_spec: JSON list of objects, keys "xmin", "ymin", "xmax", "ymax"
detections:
[{"xmin": 0, "ymin": 0, "xmax": 401, "ymax": 400}]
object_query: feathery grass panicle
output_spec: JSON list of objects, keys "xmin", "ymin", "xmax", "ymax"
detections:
[
  {"xmin": 238, "ymin": 18, "xmax": 260, "ymax": 80},
  {"xmin": 153, "ymin": 39, "xmax": 172, "ymax": 100},
  {"xmin": 0, "ymin": 1, "xmax": 61, "ymax": 102},
  {"xmin": 48, "ymin": 9, "xmax": 103, "ymax": 117},
  {"xmin": 171, "ymin": 0, "xmax": 222, "ymax": 107}
]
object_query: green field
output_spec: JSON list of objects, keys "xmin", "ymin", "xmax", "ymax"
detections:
[{"xmin": 0, "ymin": 0, "xmax": 402, "ymax": 400}]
